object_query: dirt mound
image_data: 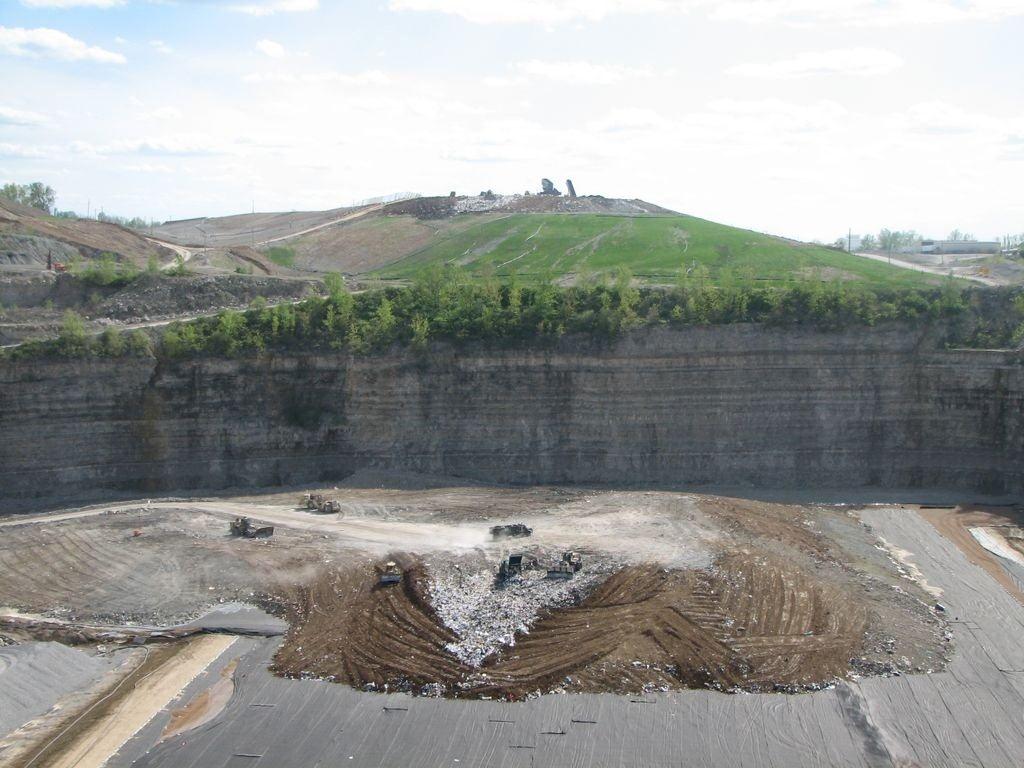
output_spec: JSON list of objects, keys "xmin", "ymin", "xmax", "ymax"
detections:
[
  {"xmin": 383, "ymin": 196, "xmax": 458, "ymax": 220},
  {"xmin": 0, "ymin": 198, "xmax": 171, "ymax": 268},
  {"xmin": 273, "ymin": 549, "xmax": 874, "ymax": 698},
  {"xmin": 150, "ymin": 206, "xmax": 364, "ymax": 248},
  {"xmin": 271, "ymin": 557, "xmax": 467, "ymax": 691}
]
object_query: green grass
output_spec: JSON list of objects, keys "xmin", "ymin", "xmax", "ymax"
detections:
[
  {"xmin": 372, "ymin": 213, "xmax": 944, "ymax": 288},
  {"xmin": 265, "ymin": 245, "xmax": 296, "ymax": 268}
]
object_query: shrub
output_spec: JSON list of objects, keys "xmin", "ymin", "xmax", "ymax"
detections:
[
  {"xmin": 166, "ymin": 255, "xmax": 190, "ymax": 277},
  {"xmin": 57, "ymin": 310, "xmax": 88, "ymax": 356},
  {"xmin": 99, "ymin": 326, "xmax": 125, "ymax": 356},
  {"xmin": 78, "ymin": 253, "xmax": 139, "ymax": 288}
]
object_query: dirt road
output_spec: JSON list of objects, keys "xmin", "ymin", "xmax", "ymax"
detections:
[
  {"xmin": 852, "ymin": 250, "xmax": 1000, "ymax": 285},
  {"xmin": 42, "ymin": 636, "xmax": 236, "ymax": 768},
  {"xmin": 256, "ymin": 203, "xmax": 383, "ymax": 246},
  {"xmin": 144, "ymin": 237, "xmax": 193, "ymax": 266}
]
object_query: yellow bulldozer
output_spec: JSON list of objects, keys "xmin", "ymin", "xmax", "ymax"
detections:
[{"xmin": 300, "ymin": 492, "xmax": 343, "ymax": 515}]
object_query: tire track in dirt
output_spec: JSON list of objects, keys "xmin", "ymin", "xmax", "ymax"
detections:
[{"xmin": 273, "ymin": 550, "xmax": 871, "ymax": 698}]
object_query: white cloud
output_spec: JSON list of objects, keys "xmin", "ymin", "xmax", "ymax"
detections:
[
  {"xmin": 256, "ymin": 39, "xmax": 286, "ymax": 58},
  {"xmin": 0, "ymin": 105, "xmax": 47, "ymax": 126},
  {"xmin": 229, "ymin": 0, "xmax": 318, "ymax": 16},
  {"xmin": 242, "ymin": 69, "xmax": 390, "ymax": 85},
  {"xmin": 514, "ymin": 59, "xmax": 652, "ymax": 85},
  {"xmin": 706, "ymin": 0, "xmax": 1024, "ymax": 26},
  {"xmin": 903, "ymin": 101, "xmax": 998, "ymax": 136},
  {"xmin": 21, "ymin": 0, "xmax": 124, "ymax": 7},
  {"xmin": 73, "ymin": 135, "xmax": 231, "ymax": 157},
  {"xmin": 730, "ymin": 48, "xmax": 904, "ymax": 79},
  {"xmin": 388, "ymin": 0, "xmax": 1024, "ymax": 26},
  {"xmin": 122, "ymin": 162, "xmax": 174, "ymax": 173},
  {"xmin": 389, "ymin": 0, "xmax": 675, "ymax": 25},
  {"xmin": 587, "ymin": 108, "xmax": 667, "ymax": 133},
  {"xmin": 0, "ymin": 142, "xmax": 47, "ymax": 158},
  {"xmin": 150, "ymin": 39, "xmax": 172, "ymax": 54},
  {"xmin": 141, "ymin": 105, "xmax": 183, "ymax": 121},
  {"xmin": 0, "ymin": 26, "xmax": 126, "ymax": 63}
]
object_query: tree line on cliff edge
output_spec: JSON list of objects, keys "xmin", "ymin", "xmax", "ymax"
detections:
[{"xmin": 5, "ymin": 266, "xmax": 1024, "ymax": 361}]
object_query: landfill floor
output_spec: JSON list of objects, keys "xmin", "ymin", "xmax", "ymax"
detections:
[{"xmin": 0, "ymin": 480, "xmax": 1022, "ymax": 766}]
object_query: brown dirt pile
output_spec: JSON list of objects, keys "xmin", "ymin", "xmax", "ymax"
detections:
[{"xmin": 272, "ymin": 550, "xmax": 870, "ymax": 698}]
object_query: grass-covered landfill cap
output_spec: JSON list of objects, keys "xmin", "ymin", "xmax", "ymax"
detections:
[{"xmin": 372, "ymin": 212, "xmax": 944, "ymax": 288}]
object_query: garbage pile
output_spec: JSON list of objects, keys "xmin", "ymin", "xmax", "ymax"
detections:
[{"xmin": 428, "ymin": 556, "xmax": 607, "ymax": 667}]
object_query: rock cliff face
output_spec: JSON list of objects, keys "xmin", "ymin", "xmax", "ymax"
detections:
[{"xmin": 1, "ymin": 325, "xmax": 1021, "ymax": 509}]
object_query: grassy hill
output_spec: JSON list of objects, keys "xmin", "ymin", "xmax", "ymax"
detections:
[{"xmin": 370, "ymin": 213, "xmax": 943, "ymax": 288}]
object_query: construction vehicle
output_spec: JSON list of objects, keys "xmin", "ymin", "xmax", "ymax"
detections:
[
  {"xmin": 319, "ymin": 499, "xmax": 342, "ymax": 514},
  {"xmin": 301, "ymin": 492, "xmax": 343, "ymax": 515},
  {"xmin": 490, "ymin": 523, "xmax": 532, "ymax": 539},
  {"xmin": 378, "ymin": 561, "xmax": 402, "ymax": 586},
  {"xmin": 547, "ymin": 551, "xmax": 583, "ymax": 580},
  {"xmin": 496, "ymin": 552, "xmax": 538, "ymax": 584},
  {"xmin": 229, "ymin": 517, "xmax": 274, "ymax": 539}
]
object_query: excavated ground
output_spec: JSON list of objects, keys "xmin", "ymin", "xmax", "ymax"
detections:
[
  {"xmin": 0, "ymin": 483, "xmax": 951, "ymax": 700},
  {"xmin": 271, "ymin": 550, "xmax": 878, "ymax": 698}
]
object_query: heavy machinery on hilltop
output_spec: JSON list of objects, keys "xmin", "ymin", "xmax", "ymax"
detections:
[
  {"xmin": 301, "ymin": 492, "xmax": 343, "ymax": 515},
  {"xmin": 229, "ymin": 517, "xmax": 274, "ymax": 539}
]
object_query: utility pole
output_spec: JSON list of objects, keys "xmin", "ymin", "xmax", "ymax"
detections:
[{"xmin": 848, "ymin": 228, "xmax": 852, "ymax": 253}]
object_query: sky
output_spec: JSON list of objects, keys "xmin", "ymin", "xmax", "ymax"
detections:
[{"xmin": 1, "ymin": 0, "xmax": 1022, "ymax": 243}]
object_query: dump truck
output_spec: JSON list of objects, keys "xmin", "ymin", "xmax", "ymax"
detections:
[
  {"xmin": 547, "ymin": 551, "xmax": 583, "ymax": 579},
  {"xmin": 490, "ymin": 523, "xmax": 533, "ymax": 539},
  {"xmin": 229, "ymin": 517, "xmax": 274, "ymax": 539},
  {"xmin": 378, "ymin": 561, "xmax": 402, "ymax": 586}
]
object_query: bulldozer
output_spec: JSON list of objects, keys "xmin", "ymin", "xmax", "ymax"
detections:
[
  {"xmin": 547, "ymin": 551, "xmax": 583, "ymax": 580},
  {"xmin": 378, "ymin": 561, "xmax": 402, "ymax": 586},
  {"xmin": 229, "ymin": 517, "xmax": 274, "ymax": 539},
  {"xmin": 301, "ymin": 493, "xmax": 343, "ymax": 515},
  {"xmin": 496, "ymin": 552, "xmax": 538, "ymax": 584}
]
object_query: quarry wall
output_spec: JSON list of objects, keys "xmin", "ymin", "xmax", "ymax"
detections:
[{"xmin": 1, "ymin": 324, "xmax": 1021, "ymax": 508}]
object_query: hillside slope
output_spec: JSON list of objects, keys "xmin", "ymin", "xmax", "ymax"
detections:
[
  {"xmin": 372, "ymin": 212, "xmax": 944, "ymax": 287},
  {"xmin": 0, "ymin": 198, "xmax": 171, "ymax": 268}
]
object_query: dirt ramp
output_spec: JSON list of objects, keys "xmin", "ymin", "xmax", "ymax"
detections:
[
  {"xmin": 272, "ymin": 559, "xmax": 469, "ymax": 692},
  {"xmin": 478, "ymin": 555, "xmax": 867, "ymax": 695}
]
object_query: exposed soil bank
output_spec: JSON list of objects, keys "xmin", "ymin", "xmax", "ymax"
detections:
[{"xmin": 0, "ymin": 325, "xmax": 1021, "ymax": 509}]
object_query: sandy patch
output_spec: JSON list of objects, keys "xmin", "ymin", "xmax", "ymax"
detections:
[{"xmin": 47, "ymin": 635, "xmax": 236, "ymax": 768}]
